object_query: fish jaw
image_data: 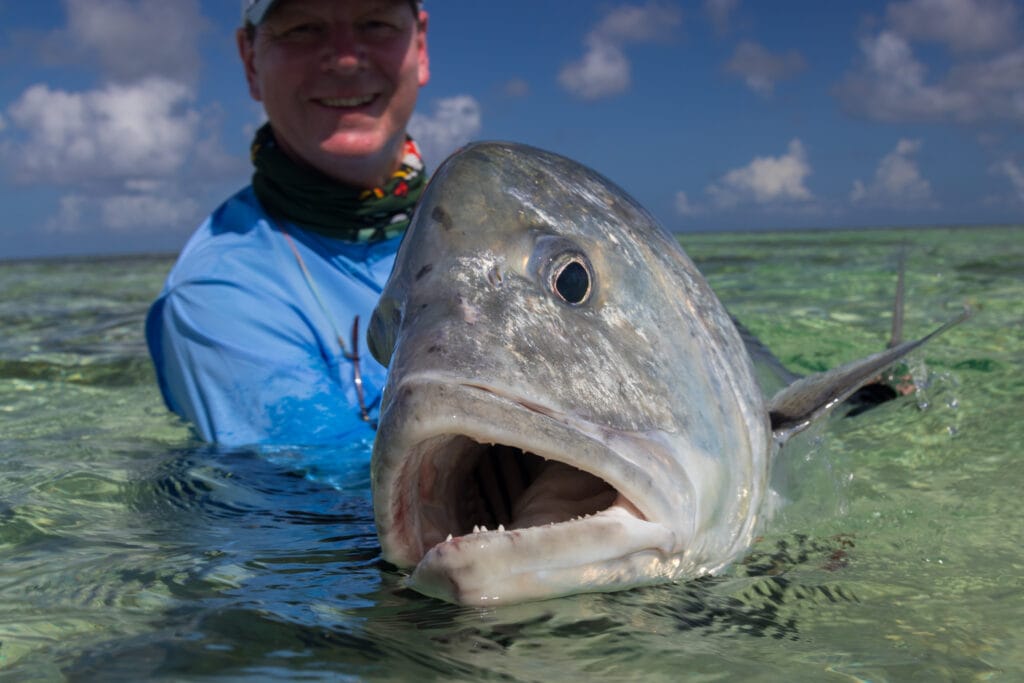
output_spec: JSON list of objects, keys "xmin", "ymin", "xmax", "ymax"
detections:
[
  {"xmin": 410, "ymin": 506, "xmax": 678, "ymax": 606},
  {"xmin": 371, "ymin": 375, "xmax": 706, "ymax": 605}
]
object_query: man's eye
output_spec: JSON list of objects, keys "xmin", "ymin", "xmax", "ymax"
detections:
[
  {"xmin": 280, "ymin": 22, "xmax": 325, "ymax": 39},
  {"xmin": 359, "ymin": 19, "xmax": 401, "ymax": 39}
]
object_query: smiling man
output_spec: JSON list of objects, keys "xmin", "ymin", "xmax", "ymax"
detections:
[{"xmin": 145, "ymin": 0, "xmax": 430, "ymax": 446}]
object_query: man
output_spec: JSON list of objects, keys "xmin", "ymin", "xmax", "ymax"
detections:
[{"xmin": 146, "ymin": 0, "xmax": 430, "ymax": 446}]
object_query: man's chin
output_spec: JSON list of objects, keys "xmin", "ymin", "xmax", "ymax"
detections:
[{"xmin": 313, "ymin": 131, "xmax": 405, "ymax": 186}]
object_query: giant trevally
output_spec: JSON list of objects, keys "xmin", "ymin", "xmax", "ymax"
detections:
[{"xmin": 367, "ymin": 141, "xmax": 967, "ymax": 606}]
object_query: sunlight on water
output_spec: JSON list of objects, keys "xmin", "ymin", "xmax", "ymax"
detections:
[{"xmin": 0, "ymin": 227, "xmax": 1021, "ymax": 681}]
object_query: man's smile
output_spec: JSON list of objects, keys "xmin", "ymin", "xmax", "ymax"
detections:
[{"xmin": 315, "ymin": 94, "xmax": 377, "ymax": 108}]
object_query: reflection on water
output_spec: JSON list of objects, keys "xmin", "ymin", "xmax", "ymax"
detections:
[{"xmin": 1, "ymin": 228, "xmax": 1021, "ymax": 681}]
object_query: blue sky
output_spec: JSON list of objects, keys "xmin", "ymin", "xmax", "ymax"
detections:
[{"xmin": 1, "ymin": 0, "xmax": 1022, "ymax": 259}]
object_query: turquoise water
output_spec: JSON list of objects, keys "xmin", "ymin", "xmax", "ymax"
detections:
[{"xmin": 1, "ymin": 226, "xmax": 1021, "ymax": 681}]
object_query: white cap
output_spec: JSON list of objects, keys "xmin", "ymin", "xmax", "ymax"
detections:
[
  {"xmin": 242, "ymin": 0, "xmax": 276, "ymax": 25},
  {"xmin": 242, "ymin": 0, "xmax": 423, "ymax": 26}
]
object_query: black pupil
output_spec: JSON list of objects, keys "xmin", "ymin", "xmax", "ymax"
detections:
[{"xmin": 555, "ymin": 261, "xmax": 590, "ymax": 303}]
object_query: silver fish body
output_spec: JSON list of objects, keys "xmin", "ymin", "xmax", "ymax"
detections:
[{"xmin": 368, "ymin": 141, "xmax": 965, "ymax": 606}]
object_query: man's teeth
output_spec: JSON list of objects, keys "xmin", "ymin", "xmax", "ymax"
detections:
[{"xmin": 319, "ymin": 95, "xmax": 374, "ymax": 107}]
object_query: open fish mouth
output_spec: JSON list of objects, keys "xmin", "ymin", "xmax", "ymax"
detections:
[
  {"xmin": 402, "ymin": 433, "xmax": 628, "ymax": 534},
  {"xmin": 372, "ymin": 378, "xmax": 682, "ymax": 605}
]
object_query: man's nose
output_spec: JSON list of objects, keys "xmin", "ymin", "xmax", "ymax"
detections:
[{"xmin": 322, "ymin": 25, "xmax": 365, "ymax": 73}]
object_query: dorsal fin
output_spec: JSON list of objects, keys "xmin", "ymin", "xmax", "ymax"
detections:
[
  {"xmin": 768, "ymin": 308, "xmax": 971, "ymax": 440},
  {"xmin": 887, "ymin": 250, "xmax": 907, "ymax": 349}
]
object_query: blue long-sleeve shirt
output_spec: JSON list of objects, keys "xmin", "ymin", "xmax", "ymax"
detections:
[{"xmin": 146, "ymin": 186, "xmax": 401, "ymax": 447}]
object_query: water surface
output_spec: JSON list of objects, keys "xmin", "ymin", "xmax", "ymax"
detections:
[{"xmin": 1, "ymin": 227, "xmax": 1021, "ymax": 681}]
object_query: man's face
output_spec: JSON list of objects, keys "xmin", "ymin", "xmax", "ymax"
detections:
[{"xmin": 239, "ymin": 0, "xmax": 429, "ymax": 186}]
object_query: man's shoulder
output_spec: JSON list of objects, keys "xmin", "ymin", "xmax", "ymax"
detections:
[
  {"xmin": 194, "ymin": 186, "xmax": 270, "ymax": 248},
  {"xmin": 166, "ymin": 187, "xmax": 281, "ymax": 282},
  {"xmin": 206, "ymin": 186, "xmax": 265, "ymax": 237},
  {"xmin": 159, "ymin": 185, "xmax": 404, "ymax": 299}
]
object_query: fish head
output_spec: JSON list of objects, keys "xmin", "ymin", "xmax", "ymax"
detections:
[{"xmin": 369, "ymin": 142, "xmax": 770, "ymax": 605}]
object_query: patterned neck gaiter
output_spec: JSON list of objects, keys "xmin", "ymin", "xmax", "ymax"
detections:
[{"xmin": 250, "ymin": 123, "xmax": 427, "ymax": 243}]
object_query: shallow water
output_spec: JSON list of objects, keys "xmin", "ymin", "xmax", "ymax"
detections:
[{"xmin": 1, "ymin": 227, "xmax": 1021, "ymax": 681}]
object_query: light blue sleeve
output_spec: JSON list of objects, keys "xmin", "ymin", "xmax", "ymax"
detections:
[
  {"xmin": 146, "ymin": 189, "xmax": 400, "ymax": 448},
  {"xmin": 147, "ymin": 273, "xmax": 378, "ymax": 447}
]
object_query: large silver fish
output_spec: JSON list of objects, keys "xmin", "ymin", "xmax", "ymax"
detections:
[{"xmin": 367, "ymin": 141, "xmax": 966, "ymax": 606}]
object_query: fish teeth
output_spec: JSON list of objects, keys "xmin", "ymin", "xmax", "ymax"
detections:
[
  {"xmin": 497, "ymin": 524, "xmax": 505, "ymax": 532},
  {"xmin": 446, "ymin": 534, "xmax": 453, "ymax": 542}
]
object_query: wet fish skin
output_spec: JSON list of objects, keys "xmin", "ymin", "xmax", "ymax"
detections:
[{"xmin": 368, "ymin": 141, "xmax": 962, "ymax": 606}]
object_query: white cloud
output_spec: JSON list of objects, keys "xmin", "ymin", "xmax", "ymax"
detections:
[
  {"xmin": 408, "ymin": 95, "xmax": 482, "ymax": 168},
  {"xmin": 993, "ymin": 159, "xmax": 1024, "ymax": 203},
  {"xmin": 560, "ymin": 39, "xmax": 631, "ymax": 100},
  {"xmin": 0, "ymin": 0, "xmax": 241, "ymax": 240},
  {"xmin": 725, "ymin": 42, "xmax": 807, "ymax": 96},
  {"xmin": 45, "ymin": 195, "xmax": 89, "ymax": 234},
  {"xmin": 6, "ymin": 78, "xmax": 200, "ymax": 185},
  {"xmin": 886, "ymin": 0, "xmax": 1019, "ymax": 53},
  {"xmin": 101, "ymin": 193, "xmax": 202, "ymax": 231},
  {"xmin": 590, "ymin": 2, "xmax": 683, "ymax": 43},
  {"xmin": 45, "ymin": 191, "xmax": 202, "ymax": 234},
  {"xmin": 945, "ymin": 48, "xmax": 1024, "ymax": 117},
  {"xmin": 43, "ymin": 0, "xmax": 208, "ymax": 84},
  {"xmin": 707, "ymin": 139, "xmax": 813, "ymax": 207},
  {"xmin": 835, "ymin": 0, "xmax": 1024, "ymax": 124},
  {"xmin": 704, "ymin": 0, "xmax": 739, "ymax": 34},
  {"xmin": 850, "ymin": 139, "xmax": 934, "ymax": 206},
  {"xmin": 503, "ymin": 78, "xmax": 530, "ymax": 98},
  {"xmin": 836, "ymin": 31, "xmax": 970, "ymax": 121},
  {"xmin": 674, "ymin": 191, "xmax": 698, "ymax": 216},
  {"xmin": 560, "ymin": 2, "xmax": 683, "ymax": 100}
]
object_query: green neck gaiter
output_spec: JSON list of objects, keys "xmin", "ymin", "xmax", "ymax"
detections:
[{"xmin": 250, "ymin": 123, "xmax": 427, "ymax": 242}]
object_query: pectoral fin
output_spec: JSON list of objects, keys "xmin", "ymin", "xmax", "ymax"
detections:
[{"xmin": 768, "ymin": 307, "xmax": 971, "ymax": 440}]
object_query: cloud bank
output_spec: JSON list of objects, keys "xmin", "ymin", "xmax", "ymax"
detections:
[
  {"xmin": 41, "ymin": 0, "xmax": 208, "ymax": 85},
  {"xmin": 7, "ymin": 78, "xmax": 200, "ymax": 185},
  {"xmin": 725, "ymin": 41, "xmax": 807, "ymax": 96},
  {"xmin": 835, "ymin": 0, "xmax": 1024, "ymax": 123},
  {"xmin": 886, "ymin": 0, "xmax": 1019, "ymax": 53},
  {"xmin": 993, "ymin": 159, "xmax": 1024, "ymax": 204},
  {"xmin": 408, "ymin": 95, "xmax": 483, "ymax": 168},
  {"xmin": 850, "ymin": 139, "xmax": 935, "ymax": 207},
  {"xmin": 704, "ymin": 0, "xmax": 739, "ymax": 34},
  {"xmin": 707, "ymin": 139, "xmax": 814, "ymax": 207},
  {"xmin": 2, "ymin": 0, "xmax": 225, "ymax": 236},
  {"xmin": 560, "ymin": 2, "xmax": 683, "ymax": 100}
]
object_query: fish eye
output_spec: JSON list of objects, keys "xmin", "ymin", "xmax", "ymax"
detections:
[
  {"xmin": 551, "ymin": 256, "xmax": 592, "ymax": 305},
  {"xmin": 528, "ymin": 235, "xmax": 596, "ymax": 306}
]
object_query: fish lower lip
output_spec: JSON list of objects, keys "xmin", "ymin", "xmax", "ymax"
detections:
[{"xmin": 409, "ymin": 501, "xmax": 669, "ymax": 605}]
